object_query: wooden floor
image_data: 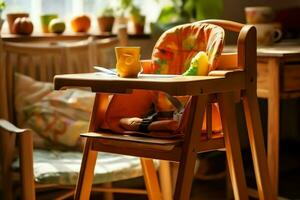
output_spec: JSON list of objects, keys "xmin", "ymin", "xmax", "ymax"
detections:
[{"xmin": 102, "ymin": 139, "xmax": 300, "ymax": 200}]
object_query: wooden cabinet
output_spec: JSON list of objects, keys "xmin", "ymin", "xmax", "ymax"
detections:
[{"xmin": 282, "ymin": 63, "xmax": 300, "ymax": 92}]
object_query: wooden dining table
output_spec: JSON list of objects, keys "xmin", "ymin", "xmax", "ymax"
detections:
[
  {"xmin": 257, "ymin": 43, "xmax": 300, "ymax": 196},
  {"xmin": 227, "ymin": 41, "xmax": 300, "ymax": 196}
]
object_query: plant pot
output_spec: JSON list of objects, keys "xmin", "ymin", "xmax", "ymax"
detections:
[
  {"xmin": 97, "ymin": 16, "xmax": 115, "ymax": 33},
  {"xmin": 131, "ymin": 15, "xmax": 145, "ymax": 35},
  {"xmin": 40, "ymin": 14, "xmax": 58, "ymax": 33},
  {"xmin": 7, "ymin": 12, "xmax": 29, "ymax": 34}
]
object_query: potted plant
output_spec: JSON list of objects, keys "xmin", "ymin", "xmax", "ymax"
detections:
[
  {"xmin": 151, "ymin": 0, "xmax": 223, "ymax": 38},
  {"xmin": 0, "ymin": 0, "xmax": 5, "ymax": 13},
  {"xmin": 114, "ymin": 0, "xmax": 132, "ymax": 30},
  {"xmin": 97, "ymin": 7, "xmax": 115, "ymax": 33},
  {"xmin": 129, "ymin": 5, "xmax": 145, "ymax": 35}
]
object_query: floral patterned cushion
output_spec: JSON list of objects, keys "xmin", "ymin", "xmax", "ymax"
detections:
[
  {"xmin": 12, "ymin": 150, "xmax": 152, "ymax": 185},
  {"xmin": 21, "ymin": 89, "xmax": 95, "ymax": 150},
  {"xmin": 15, "ymin": 74, "xmax": 94, "ymax": 150}
]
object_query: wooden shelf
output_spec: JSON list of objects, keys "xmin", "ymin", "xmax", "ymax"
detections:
[{"xmin": 1, "ymin": 32, "xmax": 151, "ymax": 42}]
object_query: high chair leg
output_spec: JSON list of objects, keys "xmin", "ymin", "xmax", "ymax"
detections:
[
  {"xmin": 242, "ymin": 90, "xmax": 276, "ymax": 200},
  {"xmin": 159, "ymin": 160, "xmax": 173, "ymax": 200},
  {"xmin": 174, "ymin": 150, "xmax": 198, "ymax": 200},
  {"xmin": 174, "ymin": 95, "xmax": 208, "ymax": 200},
  {"xmin": 140, "ymin": 158, "xmax": 162, "ymax": 200},
  {"xmin": 219, "ymin": 92, "xmax": 248, "ymax": 200},
  {"xmin": 74, "ymin": 139, "xmax": 98, "ymax": 200}
]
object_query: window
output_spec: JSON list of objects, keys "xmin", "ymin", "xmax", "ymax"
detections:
[{"xmin": 2, "ymin": 0, "xmax": 172, "ymax": 34}]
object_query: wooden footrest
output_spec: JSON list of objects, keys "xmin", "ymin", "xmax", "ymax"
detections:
[{"xmin": 81, "ymin": 132, "xmax": 183, "ymax": 146}]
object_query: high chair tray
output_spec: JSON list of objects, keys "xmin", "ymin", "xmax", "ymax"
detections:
[
  {"xmin": 94, "ymin": 66, "xmax": 178, "ymax": 78},
  {"xmin": 95, "ymin": 72, "xmax": 179, "ymax": 79},
  {"xmin": 54, "ymin": 72, "xmax": 244, "ymax": 95}
]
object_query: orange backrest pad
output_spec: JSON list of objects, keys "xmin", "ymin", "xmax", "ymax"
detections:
[{"xmin": 152, "ymin": 22, "xmax": 224, "ymax": 74}]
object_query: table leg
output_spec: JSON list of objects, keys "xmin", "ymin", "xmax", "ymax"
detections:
[{"xmin": 267, "ymin": 58, "xmax": 280, "ymax": 196}]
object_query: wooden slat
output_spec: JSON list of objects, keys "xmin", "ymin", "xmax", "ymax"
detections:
[
  {"xmin": 196, "ymin": 137, "xmax": 225, "ymax": 153},
  {"xmin": 90, "ymin": 139, "xmax": 182, "ymax": 161},
  {"xmin": 56, "ymin": 185, "xmax": 148, "ymax": 195},
  {"xmin": 91, "ymin": 187, "xmax": 147, "ymax": 195}
]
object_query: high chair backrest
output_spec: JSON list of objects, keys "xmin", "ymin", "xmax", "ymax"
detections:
[
  {"xmin": 151, "ymin": 21, "xmax": 225, "ymax": 74},
  {"xmin": 151, "ymin": 19, "xmax": 256, "ymax": 81}
]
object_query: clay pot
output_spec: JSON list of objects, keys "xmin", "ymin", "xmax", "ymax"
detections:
[
  {"xmin": 40, "ymin": 14, "xmax": 58, "ymax": 33},
  {"xmin": 131, "ymin": 15, "xmax": 145, "ymax": 35},
  {"xmin": 7, "ymin": 12, "xmax": 29, "ymax": 34},
  {"xmin": 97, "ymin": 16, "xmax": 115, "ymax": 33}
]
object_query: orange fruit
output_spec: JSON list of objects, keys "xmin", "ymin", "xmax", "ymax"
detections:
[{"xmin": 71, "ymin": 15, "xmax": 91, "ymax": 33}]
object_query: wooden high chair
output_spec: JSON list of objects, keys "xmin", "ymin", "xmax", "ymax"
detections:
[{"xmin": 54, "ymin": 20, "xmax": 275, "ymax": 200}]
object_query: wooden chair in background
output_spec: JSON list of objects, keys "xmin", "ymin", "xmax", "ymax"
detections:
[
  {"xmin": 2, "ymin": 39, "xmax": 93, "ymax": 82},
  {"xmin": 0, "ymin": 27, "xmax": 160, "ymax": 200},
  {"xmin": 54, "ymin": 20, "xmax": 275, "ymax": 199},
  {"xmin": 0, "ymin": 37, "xmax": 90, "ymax": 199}
]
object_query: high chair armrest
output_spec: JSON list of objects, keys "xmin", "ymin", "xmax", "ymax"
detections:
[
  {"xmin": 208, "ymin": 69, "xmax": 244, "ymax": 77},
  {"xmin": 0, "ymin": 119, "xmax": 28, "ymax": 134}
]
